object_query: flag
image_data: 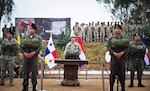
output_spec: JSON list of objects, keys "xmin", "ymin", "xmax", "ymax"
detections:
[
  {"xmin": 141, "ymin": 37, "xmax": 150, "ymax": 66},
  {"xmin": 17, "ymin": 33, "xmax": 21, "ymax": 45},
  {"xmin": 77, "ymin": 36, "xmax": 86, "ymax": 67},
  {"xmin": 105, "ymin": 49, "xmax": 111, "ymax": 65},
  {"xmin": 44, "ymin": 35, "xmax": 57, "ymax": 69},
  {"xmin": 144, "ymin": 48, "xmax": 149, "ymax": 66}
]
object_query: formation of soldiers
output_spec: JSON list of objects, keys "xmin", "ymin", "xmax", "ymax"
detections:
[{"xmin": 73, "ymin": 21, "xmax": 144, "ymax": 42}]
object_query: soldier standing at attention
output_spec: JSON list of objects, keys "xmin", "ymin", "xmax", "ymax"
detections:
[
  {"xmin": 128, "ymin": 33, "xmax": 146, "ymax": 87},
  {"xmin": 73, "ymin": 22, "xmax": 80, "ymax": 37},
  {"xmin": 2, "ymin": 24, "xmax": 9, "ymax": 39},
  {"xmin": 0, "ymin": 32, "xmax": 19, "ymax": 86},
  {"xmin": 20, "ymin": 23, "xmax": 42, "ymax": 91},
  {"xmin": 107, "ymin": 24, "xmax": 129, "ymax": 91}
]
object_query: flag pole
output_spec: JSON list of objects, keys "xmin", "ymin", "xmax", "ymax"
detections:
[
  {"xmin": 38, "ymin": 55, "xmax": 46, "ymax": 91},
  {"xmin": 101, "ymin": 59, "xmax": 105, "ymax": 91},
  {"xmin": 84, "ymin": 64, "xmax": 89, "ymax": 82},
  {"xmin": 57, "ymin": 64, "xmax": 62, "ymax": 82}
]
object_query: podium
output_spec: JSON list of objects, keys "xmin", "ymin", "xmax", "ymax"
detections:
[{"xmin": 55, "ymin": 59, "xmax": 88, "ymax": 86}]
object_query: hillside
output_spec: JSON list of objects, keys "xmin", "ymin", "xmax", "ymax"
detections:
[
  {"xmin": 42, "ymin": 41, "xmax": 150, "ymax": 70},
  {"xmin": 53, "ymin": 41, "xmax": 109, "ymax": 69}
]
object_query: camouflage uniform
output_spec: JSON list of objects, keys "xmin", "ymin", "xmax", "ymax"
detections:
[
  {"xmin": 20, "ymin": 33, "xmax": 42, "ymax": 91},
  {"xmin": 0, "ymin": 37, "xmax": 19, "ymax": 86},
  {"xmin": 87, "ymin": 23, "xmax": 93, "ymax": 42},
  {"xmin": 2, "ymin": 25, "xmax": 9, "ymax": 39},
  {"xmin": 107, "ymin": 35, "xmax": 129, "ymax": 91},
  {"xmin": 128, "ymin": 40, "xmax": 146, "ymax": 87},
  {"xmin": 14, "ymin": 53, "xmax": 23, "ymax": 78},
  {"xmin": 73, "ymin": 23, "xmax": 80, "ymax": 37},
  {"xmin": 64, "ymin": 41, "xmax": 81, "ymax": 59}
]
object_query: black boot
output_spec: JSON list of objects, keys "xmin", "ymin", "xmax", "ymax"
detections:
[
  {"xmin": 0, "ymin": 78, "xmax": 4, "ymax": 86},
  {"xmin": 22, "ymin": 85, "xmax": 28, "ymax": 91},
  {"xmin": 109, "ymin": 75, "xmax": 115, "ymax": 91},
  {"xmin": 120, "ymin": 79, "xmax": 125, "ymax": 91},
  {"xmin": 128, "ymin": 79, "xmax": 134, "ymax": 87},
  {"xmin": 33, "ymin": 84, "xmax": 37, "ymax": 91},
  {"xmin": 138, "ymin": 79, "xmax": 145, "ymax": 87}
]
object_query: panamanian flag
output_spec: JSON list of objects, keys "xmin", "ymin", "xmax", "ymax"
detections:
[
  {"xmin": 77, "ymin": 36, "xmax": 86, "ymax": 67},
  {"xmin": 44, "ymin": 34, "xmax": 57, "ymax": 69}
]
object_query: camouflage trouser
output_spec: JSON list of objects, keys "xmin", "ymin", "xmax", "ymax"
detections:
[
  {"xmin": 1, "ymin": 55, "xmax": 16, "ymax": 79},
  {"xmin": 100, "ymin": 30, "xmax": 105, "ymax": 41},
  {"xmin": 129, "ymin": 58, "xmax": 143, "ymax": 80}
]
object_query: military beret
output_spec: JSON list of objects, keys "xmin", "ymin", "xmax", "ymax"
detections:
[
  {"xmin": 31, "ymin": 23, "xmax": 37, "ymax": 30},
  {"xmin": 115, "ymin": 24, "xmax": 122, "ymax": 30},
  {"xmin": 133, "ymin": 33, "xmax": 141, "ymax": 37},
  {"xmin": 8, "ymin": 31, "xmax": 14, "ymax": 35}
]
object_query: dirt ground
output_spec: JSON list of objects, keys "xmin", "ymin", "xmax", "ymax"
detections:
[{"xmin": 0, "ymin": 78, "xmax": 150, "ymax": 91}]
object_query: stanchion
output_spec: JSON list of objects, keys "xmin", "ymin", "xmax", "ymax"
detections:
[
  {"xmin": 101, "ymin": 59, "xmax": 105, "ymax": 91},
  {"xmin": 84, "ymin": 65, "xmax": 89, "ymax": 82},
  {"xmin": 57, "ymin": 64, "xmax": 62, "ymax": 82},
  {"xmin": 38, "ymin": 56, "xmax": 46, "ymax": 91}
]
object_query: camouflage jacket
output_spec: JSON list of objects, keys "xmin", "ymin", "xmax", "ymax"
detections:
[
  {"xmin": 1, "ymin": 38, "xmax": 19, "ymax": 56},
  {"xmin": 20, "ymin": 33, "xmax": 42, "ymax": 54},
  {"xmin": 128, "ymin": 41, "xmax": 146, "ymax": 59}
]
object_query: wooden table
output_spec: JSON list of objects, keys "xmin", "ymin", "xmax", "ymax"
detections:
[{"xmin": 55, "ymin": 59, "xmax": 88, "ymax": 86}]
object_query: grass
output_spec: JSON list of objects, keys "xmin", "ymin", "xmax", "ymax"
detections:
[{"xmin": 42, "ymin": 41, "xmax": 150, "ymax": 70}]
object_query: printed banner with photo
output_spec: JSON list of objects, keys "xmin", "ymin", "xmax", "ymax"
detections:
[{"xmin": 15, "ymin": 18, "xmax": 71, "ymax": 40}]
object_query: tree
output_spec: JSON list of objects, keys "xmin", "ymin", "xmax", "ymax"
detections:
[
  {"xmin": 0, "ymin": 0, "xmax": 14, "ymax": 27},
  {"xmin": 96, "ymin": 0, "xmax": 150, "ymax": 25}
]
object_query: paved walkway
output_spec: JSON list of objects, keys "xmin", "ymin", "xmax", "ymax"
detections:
[{"xmin": 0, "ymin": 78, "xmax": 150, "ymax": 91}]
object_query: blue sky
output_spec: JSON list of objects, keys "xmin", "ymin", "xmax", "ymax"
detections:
[{"xmin": 0, "ymin": 0, "xmax": 112, "ymax": 37}]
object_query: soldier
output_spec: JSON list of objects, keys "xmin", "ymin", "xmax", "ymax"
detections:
[
  {"xmin": 2, "ymin": 24, "xmax": 9, "ymax": 39},
  {"xmin": 107, "ymin": 24, "xmax": 129, "ymax": 91},
  {"xmin": 128, "ymin": 33, "xmax": 146, "ymax": 87},
  {"xmin": 0, "ymin": 32, "xmax": 19, "ymax": 86},
  {"xmin": 100, "ymin": 22, "xmax": 106, "ymax": 41},
  {"xmin": 20, "ymin": 23, "xmax": 42, "ymax": 91},
  {"xmin": 87, "ymin": 23, "xmax": 93, "ymax": 42},
  {"xmin": 93, "ymin": 23, "xmax": 100, "ymax": 41},
  {"xmin": 14, "ymin": 53, "xmax": 23, "ymax": 78},
  {"xmin": 64, "ymin": 33, "xmax": 81, "ymax": 59},
  {"xmin": 9, "ymin": 23, "xmax": 16, "ymax": 38},
  {"xmin": 79, "ymin": 23, "xmax": 86, "ymax": 41},
  {"xmin": 73, "ymin": 22, "xmax": 80, "ymax": 37}
]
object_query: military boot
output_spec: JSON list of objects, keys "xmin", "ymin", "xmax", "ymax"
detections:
[
  {"xmin": 0, "ymin": 79, "xmax": 4, "ymax": 86},
  {"xmin": 138, "ymin": 79, "xmax": 145, "ymax": 87},
  {"xmin": 22, "ymin": 85, "xmax": 28, "ymax": 91},
  {"xmin": 128, "ymin": 79, "xmax": 134, "ymax": 87},
  {"xmin": 9, "ymin": 79, "xmax": 14, "ymax": 86},
  {"xmin": 32, "ymin": 84, "xmax": 37, "ymax": 91}
]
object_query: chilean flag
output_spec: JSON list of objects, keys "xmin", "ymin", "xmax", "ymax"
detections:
[
  {"xmin": 105, "ymin": 49, "xmax": 111, "ymax": 65},
  {"xmin": 44, "ymin": 34, "xmax": 57, "ymax": 69},
  {"xmin": 77, "ymin": 36, "xmax": 86, "ymax": 67}
]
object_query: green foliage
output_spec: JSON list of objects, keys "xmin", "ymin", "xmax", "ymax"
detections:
[
  {"xmin": 121, "ymin": 31, "xmax": 132, "ymax": 41},
  {"xmin": 0, "ymin": 0, "xmax": 14, "ymax": 22},
  {"xmin": 96, "ymin": 0, "xmax": 150, "ymax": 24},
  {"xmin": 143, "ymin": 25, "xmax": 150, "ymax": 46},
  {"xmin": 55, "ymin": 27, "xmax": 71, "ymax": 50}
]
